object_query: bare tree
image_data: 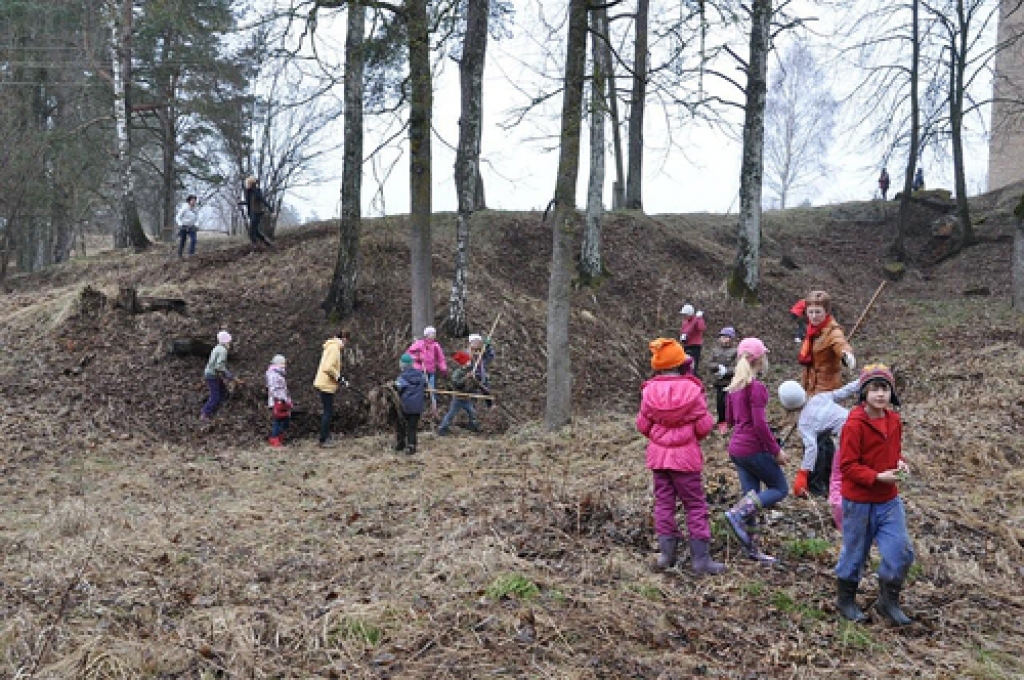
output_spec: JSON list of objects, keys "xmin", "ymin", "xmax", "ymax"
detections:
[
  {"xmin": 445, "ymin": 0, "xmax": 490, "ymax": 337},
  {"xmin": 763, "ymin": 42, "xmax": 837, "ymax": 209},
  {"xmin": 581, "ymin": 5, "xmax": 606, "ymax": 283},
  {"xmin": 625, "ymin": 0, "xmax": 648, "ymax": 210},
  {"xmin": 893, "ymin": 0, "xmax": 921, "ymax": 262},
  {"xmin": 408, "ymin": 0, "xmax": 434, "ymax": 337},
  {"xmin": 545, "ymin": 0, "xmax": 588, "ymax": 431}
]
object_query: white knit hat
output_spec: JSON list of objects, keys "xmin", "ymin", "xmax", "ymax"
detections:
[
  {"xmin": 468, "ymin": 333, "xmax": 483, "ymax": 343},
  {"xmin": 271, "ymin": 354, "xmax": 286, "ymax": 365},
  {"xmin": 217, "ymin": 330, "xmax": 232, "ymax": 344},
  {"xmin": 680, "ymin": 304, "xmax": 694, "ymax": 315},
  {"xmin": 423, "ymin": 326, "xmax": 437, "ymax": 337},
  {"xmin": 778, "ymin": 380, "xmax": 807, "ymax": 410}
]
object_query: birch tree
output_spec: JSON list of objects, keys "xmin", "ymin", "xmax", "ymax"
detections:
[
  {"xmin": 581, "ymin": 5, "xmax": 606, "ymax": 282},
  {"xmin": 545, "ymin": 0, "xmax": 588, "ymax": 430}
]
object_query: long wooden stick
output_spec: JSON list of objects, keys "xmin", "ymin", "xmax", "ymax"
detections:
[
  {"xmin": 427, "ymin": 388, "xmax": 495, "ymax": 401},
  {"xmin": 471, "ymin": 311, "xmax": 503, "ymax": 376},
  {"xmin": 848, "ymin": 280, "xmax": 887, "ymax": 340}
]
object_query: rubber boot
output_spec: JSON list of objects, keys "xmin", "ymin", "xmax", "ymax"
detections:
[
  {"xmin": 875, "ymin": 580, "xmax": 912, "ymax": 626},
  {"xmin": 836, "ymin": 579, "xmax": 868, "ymax": 622},
  {"xmin": 792, "ymin": 469, "xmax": 809, "ymax": 498},
  {"xmin": 744, "ymin": 532, "xmax": 777, "ymax": 564},
  {"xmin": 725, "ymin": 490, "xmax": 760, "ymax": 548},
  {"xmin": 689, "ymin": 539, "xmax": 725, "ymax": 575},
  {"xmin": 268, "ymin": 436, "xmax": 282, "ymax": 448},
  {"xmin": 653, "ymin": 536, "xmax": 678, "ymax": 571}
]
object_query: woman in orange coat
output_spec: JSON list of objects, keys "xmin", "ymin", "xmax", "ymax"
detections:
[{"xmin": 797, "ymin": 290, "xmax": 855, "ymax": 396}]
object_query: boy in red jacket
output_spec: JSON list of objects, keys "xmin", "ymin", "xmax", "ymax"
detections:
[{"xmin": 834, "ymin": 364, "xmax": 914, "ymax": 626}]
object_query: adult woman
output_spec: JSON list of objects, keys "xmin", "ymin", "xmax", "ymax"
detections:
[
  {"xmin": 797, "ymin": 290, "xmax": 855, "ymax": 396},
  {"xmin": 243, "ymin": 176, "xmax": 275, "ymax": 247}
]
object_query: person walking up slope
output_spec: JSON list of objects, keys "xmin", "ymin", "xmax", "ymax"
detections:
[
  {"xmin": 637, "ymin": 338, "xmax": 725, "ymax": 575},
  {"xmin": 835, "ymin": 364, "xmax": 914, "ymax": 626},
  {"xmin": 724, "ymin": 337, "xmax": 788, "ymax": 564},
  {"xmin": 266, "ymin": 354, "xmax": 292, "ymax": 447}
]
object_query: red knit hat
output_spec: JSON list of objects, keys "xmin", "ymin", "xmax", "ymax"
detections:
[
  {"xmin": 452, "ymin": 351, "xmax": 472, "ymax": 367},
  {"xmin": 649, "ymin": 338, "xmax": 688, "ymax": 371},
  {"xmin": 858, "ymin": 363, "xmax": 899, "ymax": 405}
]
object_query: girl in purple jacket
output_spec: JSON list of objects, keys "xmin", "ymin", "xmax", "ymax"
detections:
[
  {"xmin": 637, "ymin": 338, "xmax": 725, "ymax": 575},
  {"xmin": 724, "ymin": 337, "xmax": 789, "ymax": 564}
]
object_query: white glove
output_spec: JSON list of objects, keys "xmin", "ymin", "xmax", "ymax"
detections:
[
  {"xmin": 680, "ymin": 334, "xmax": 687, "ymax": 342},
  {"xmin": 842, "ymin": 353, "xmax": 856, "ymax": 370},
  {"xmin": 696, "ymin": 311, "xmax": 703, "ymax": 318},
  {"xmin": 795, "ymin": 337, "xmax": 803, "ymax": 344},
  {"xmin": 716, "ymin": 365, "xmax": 727, "ymax": 378}
]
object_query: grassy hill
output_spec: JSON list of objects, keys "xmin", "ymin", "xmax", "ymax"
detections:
[{"xmin": 0, "ymin": 196, "xmax": 1022, "ymax": 677}]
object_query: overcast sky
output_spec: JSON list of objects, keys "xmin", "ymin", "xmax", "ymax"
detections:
[{"xmin": 285, "ymin": 1, "xmax": 995, "ymax": 222}]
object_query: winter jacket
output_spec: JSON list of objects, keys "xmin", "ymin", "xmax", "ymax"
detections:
[
  {"xmin": 706, "ymin": 345, "xmax": 737, "ymax": 388},
  {"xmin": 313, "ymin": 338, "xmax": 345, "ymax": 393},
  {"xmin": 799, "ymin": 318, "xmax": 852, "ymax": 395},
  {"xmin": 245, "ymin": 185, "xmax": 273, "ymax": 217},
  {"xmin": 839, "ymin": 405, "xmax": 903, "ymax": 504},
  {"xmin": 450, "ymin": 364, "xmax": 471, "ymax": 391},
  {"xmin": 726, "ymin": 380, "xmax": 781, "ymax": 458},
  {"xmin": 395, "ymin": 367, "xmax": 427, "ymax": 415},
  {"xmin": 636, "ymin": 374, "xmax": 715, "ymax": 473},
  {"xmin": 204, "ymin": 344, "xmax": 230, "ymax": 379},
  {"xmin": 679, "ymin": 315, "xmax": 706, "ymax": 346},
  {"xmin": 406, "ymin": 338, "xmax": 448, "ymax": 375},
  {"xmin": 797, "ymin": 379, "xmax": 860, "ymax": 471},
  {"xmin": 266, "ymin": 364, "xmax": 290, "ymax": 407}
]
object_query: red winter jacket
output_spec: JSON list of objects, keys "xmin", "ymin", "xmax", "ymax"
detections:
[
  {"xmin": 679, "ymin": 315, "xmax": 706, "ymax": 347},
  {"xmin": 839, "ymin": 405, "xmax": 903, "ymax": 503},
  {"xmin": 637, "ymin": 374, "xmax": 715, "ymax": 473}
]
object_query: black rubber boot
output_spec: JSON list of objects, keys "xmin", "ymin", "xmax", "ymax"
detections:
[
  {"xmin": 875, "ymin": 579, "xmax": 912, "ymax": 626},
  {"xmin": 836, "ymin": 579, "xmax": 868, "ymax": 623}
]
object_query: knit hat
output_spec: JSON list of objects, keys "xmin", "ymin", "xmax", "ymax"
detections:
[
  {"xmin": 400, "ymin": 353, "xmax": 414, "ymax": 367},
  {"xmin": 649, "ymin": 338, "xmax": 688, "ymax": 371},
  {"xmin": 736, "ymin": 337, "xmax": 767, "ymax": 360},
  {"xmin": 778, "ymin": 380, "xmax": 807, "ymax": 410},
  {"xmin": 680, "ymin": 304, "xmax": 695, "ymax": 316},
  {"xmin": 719, "ymin": 326, "xmax": 736, "ymax": 338},
  {"xmin": 217, "ymin": 330, "xmax": 232, "ymax": 344},
  {"xmin": 858, "ymin": 363, "xmax": 899, "ymax": 405},
  {"xmin": 423, "ymin": 326, "xmax": 437, "ymax": 338},
  {"xmin": 805, "ymin": 290, "xmax": 832, "ymax": 312},
  {"xmin": 468, "ymin": 333, "xmax": 483, "ymax": 344},
  {"xmin": 453, "ymin": 351, "xmax": 472, "ymax": 367},
  {"xmin": 271, "ymin": 354, "xmax": 286, "ymax": 366}
]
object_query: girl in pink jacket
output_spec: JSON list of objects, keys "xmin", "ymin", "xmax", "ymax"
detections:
[
  {"xmin": 405, "ymin": 326, "xmax": 448, "ymax": 413},
  {"xmin": 637, "ymin": 338, "xmax": 724, "ymax": 575}
]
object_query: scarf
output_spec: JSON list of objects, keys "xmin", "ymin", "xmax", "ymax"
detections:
[{"xmin": 798, "ymin": 315, "xmax": 832, "ymax": 366}]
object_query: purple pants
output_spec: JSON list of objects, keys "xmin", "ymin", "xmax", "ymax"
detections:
[
  {"xmin": 652, "ymin": 469, "xmax": 711, "ymax": 541},
  {"xmin": 202, "ymin": 377, "xmax": 225, "ymax": 417}
]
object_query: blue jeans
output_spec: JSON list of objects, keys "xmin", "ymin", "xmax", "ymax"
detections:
[
  {"xmin": 730, "ymin": 452, "xmax": 789, "ymax": 509},
  {"xmin": 178, "ymin": 227, "xmax": 196, "ymax": 256},
  {"xmin": 835, "ymin": 497, "xmax": 914, "ymax": 583},
  {"xmin": 426, "ymin": 372, "xmax": 437, "ymax": 409},
  {"xmin": 439, "ymin": 398, "xmax": 477, "ymax": 432},
  {"xmin": 272, "ymin": 416, "xmax": 290, "ymax": 438}
]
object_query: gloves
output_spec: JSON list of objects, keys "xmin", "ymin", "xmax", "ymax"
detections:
[
  {"xmin": 680, "ymin": 334, "xmax": 688, "ymax": 342},
  {"xmin": 696, "ymin": 311, "xmax": 703, "ymax": 318},
  {"xmin": 842, "ymin": 352, "xmax": 856, "ymax": 370},
  {"xmin": 792, "ymin": 469, "xmax": 809, "ymax": 498},
  {"xmin": 716, "ymin": 365, "xmax": 727, "ymax": 378}
]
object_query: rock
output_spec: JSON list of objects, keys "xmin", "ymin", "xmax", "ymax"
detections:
[{"xmin": 882, "ymin": 262, "xmax": 906, "ymax": 281}]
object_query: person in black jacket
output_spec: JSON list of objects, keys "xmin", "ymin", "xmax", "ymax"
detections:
[
  {"xmin": 243, "ymin": 176, "xmax": 275, "ymax": 247},
  {"xmin": 394, "ymin": 353, "xmax": 426, "ymax": 454}
]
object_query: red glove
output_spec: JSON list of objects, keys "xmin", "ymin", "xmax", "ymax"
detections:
[{"xmin": 792, "ymin": 469, "xmax": 809, "ymax": 498}]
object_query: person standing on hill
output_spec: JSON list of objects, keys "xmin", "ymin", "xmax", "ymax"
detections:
[
  {"xmin": 678, "ymin": 304, "xmax": 706, "ymax": 373},
  {"xmin": 638, "ymin": 338, "xmax": 725, "ymax": 575},
  {"xmin": 394, "ymin": 353, "xmax": 426, "ymax": 454},
  {"xmin": 878, "ymin": 168, "xmax": 890, "ymax": 200},
  {"xmin": 705, "ymin": 326, "xmax": 738, "ymax": 435},
  {"xmin": 406, "ymin": 326, "xmax": 447, "ymax": 416},
  {"xmin": 201, "ymin": 331, "xmax": 234, "ymax": 421},
  {"xmin": 438, "ymin": 351, "xmax": 479, "ymax": 436},
  {"xmin": 266, "ymin": 354, "xmax": 292, "ymax": 448},
  {"xmin": 243, "ymin": 176, "xmax": 275, "ymax": 247},
  {"xmin": 912, "ymin": 167, "xmax": 925, "ymax": 192},
  {"xmin": 313, "ymin": 329, "xmax": 349, "ymax": 448},
  {"xmin": 798, "ymin": 290, "xmax": 855, "ymax": 396},
  {"xmin": 176, "ymin": 194, "xmax": 200, "ymax": 258}
]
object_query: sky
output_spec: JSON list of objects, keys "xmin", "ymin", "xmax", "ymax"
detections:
[{"xmin": 284, "ymin": 1, "xmax": 996, "ymax": 223}]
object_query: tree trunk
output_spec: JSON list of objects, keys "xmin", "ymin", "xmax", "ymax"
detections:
[
  {"xmin": 111, "ymin": 0, "xmax": 150, "ymax": 251},
  {"xmin": 728, "ymin": 0, "xmax": 771, "ymax": 304},
  {"xmin": 894, "ymin": 0, "xmax": 919, "ymax": 262},
  {"xmin": 581, "ymin": 7, "xmax": 605, "ymax": 283},
  {"xmin": 408, "ymin": 0, "xmax": 434, "ymax": 336},
  {"xmin": 159, "ymin": 34, "xmax": 178, "ymax": 243},
  {"xmin": 323, "ymin": 2, "xmax": 366, "ymax": 320},
  {"xmin": 545, "ymin": 0, "xmax": 588, "ymax": 431},
  {"xmin": 1014, "ymin": 196, "xmax": 1024, "ymax": 310},
  {"xmin": 598, "ymin": 7, "xmax": 625, "ymax": 210},
  {"xmin": 446, "ymin": 0, "xmax": 489, "ymax": 337},
  {"xmin": 950, "ymin": 0, "xmax": 975, "ymax": 245},
  {"xmin": 0, "ymin": 220, "xmax": 11, "ymax": 293},
  {"xmin": 625, "ymin": 0, "xmax": 648, "ymax": 210}
]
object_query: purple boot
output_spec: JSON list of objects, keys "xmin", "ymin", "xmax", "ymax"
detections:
[
  {"xmin": 653, "ymin": 536, "xmax": 678, "ymax": 571},
  {"xmin": 690, "ymin": 539, "xmax": 726, "ymax": 575},
  {"xmin": 725, "ymin": 490, "xmax": 760, "ymax": 548}
]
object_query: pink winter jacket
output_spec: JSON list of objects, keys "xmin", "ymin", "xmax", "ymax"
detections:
[
  {"xmin": 406, "ymin": 338, "xmax": 448, "ymax": 375},
  {"xmin": 636, "ymin": 374, "xmax": 715, "ymax": 473}
]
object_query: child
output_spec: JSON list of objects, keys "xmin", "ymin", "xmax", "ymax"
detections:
[
  {"xmin": 266, "ymin": 354, "xmax": 292, "ymax": 447},
  {"xmin": 637, "ymin": 338, "xmax": 724, "ymax": 575},
  {"xmin": 798, "ymin": 290, "xmax": 855, "ymax": 396},
  {"xmin": 406, "ymin": 326, "xmax": 447, "ymax": 415},
  {"xmin": 200, "ymin": 331, "xmax": 233, "ymax": 420},
  {"xmin": 835, "ymin": 364, "xmax": 913, "ymax": 626},
  {"xmin": 394, "ymin": 353, "xmax": 426, "ymax": 454},
  {"xmin": 724, "ymin": 337, "xmax": 788, "ymax": 564},
  {"xmin": 705, "ymin": 327, "xmax": 737, "ymax": 435},
  {"xmin": 438, "ymin": 351, "xmax": 479, "ymax": 435},
  {"xmin": 468, "ymin": 333, "xmax": 495, "ymax": 407},
  {"xmin": 677, "ymin": 304, "xmax": 706, "ymax": 373},
  {"xmin": 313, "ymin": 329, "xmax": 349, "ymax": 448}
]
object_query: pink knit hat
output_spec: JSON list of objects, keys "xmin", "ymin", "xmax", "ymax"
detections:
[
  {"xmin": 217, "ymin": 330, "xmax": 232, "ymax": 344},
  {"xmin": 736, "ymin": 337, "xmax": 767, "ymax": 360}
]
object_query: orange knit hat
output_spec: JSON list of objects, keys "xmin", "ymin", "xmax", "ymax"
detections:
[{"xmin": 649, "ymin": 338, "xmax": 688, "ymax": 371}]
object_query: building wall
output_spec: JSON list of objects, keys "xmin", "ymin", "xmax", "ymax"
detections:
[{"xmin": 990, "ymin": 0, "xmax": 1024, "ymax": 191}]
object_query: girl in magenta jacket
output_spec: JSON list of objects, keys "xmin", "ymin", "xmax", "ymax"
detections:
[{"xmin": 637, "ymin": 338, "xmax": 724, "ymax": 575}]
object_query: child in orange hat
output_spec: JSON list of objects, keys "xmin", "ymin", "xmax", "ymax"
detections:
[
  {"xmin": 438, "ymin": 351, "xmax": 480, "ymax": 435},
  {"xmin": 637, "ymin": 338, "xmax": 724, "ymax": 575}
]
